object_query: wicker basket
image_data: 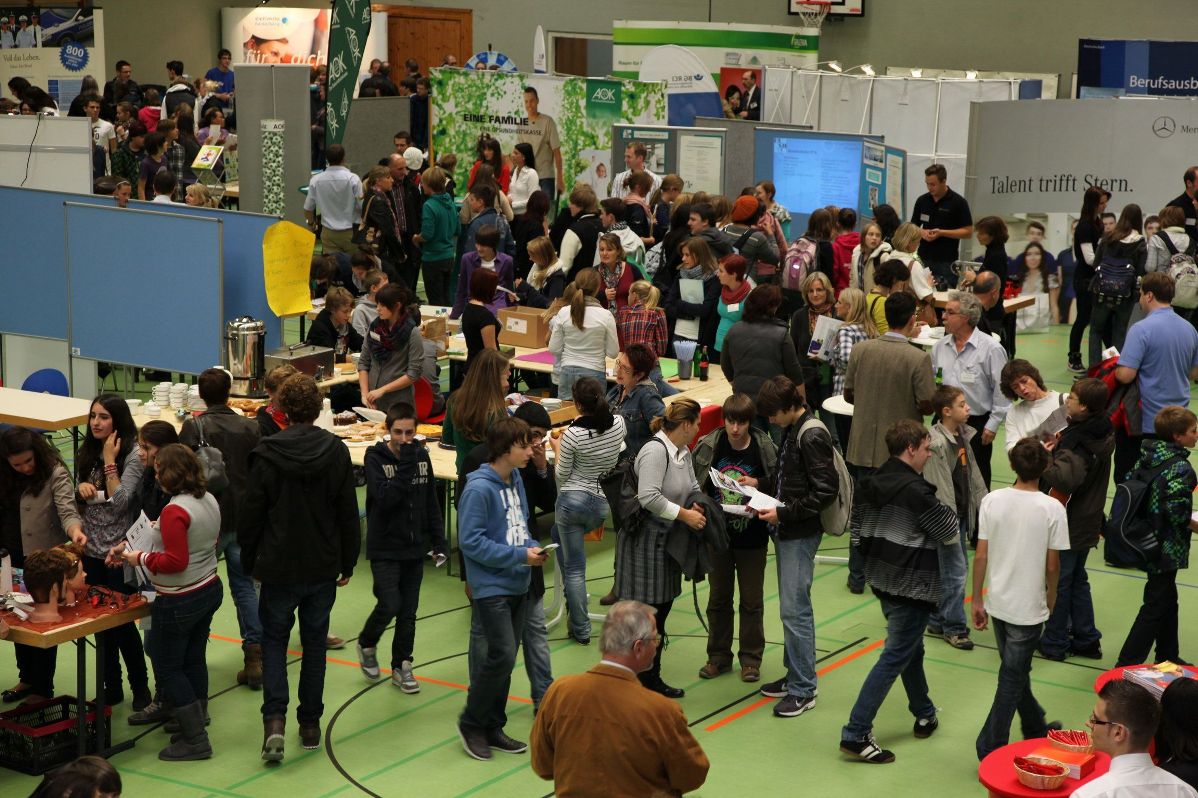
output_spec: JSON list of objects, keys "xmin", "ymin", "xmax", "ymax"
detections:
[
  {"xmin": 1014, "ymin": 756, "xmax": 1070, "ymax": 790},
  {"xmin": 1047, "ymin": 729, "xmax": 1095, "ymax": 754}
]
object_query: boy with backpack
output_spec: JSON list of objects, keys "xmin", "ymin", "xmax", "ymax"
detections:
[
  {"xmin": 1037, "ymin": 378, "xmax": 1114, "ymax": 661},
  {"xmin": 923, "ymin": 385, "xmax": 988, "ymax": 651},
  {"xmin": 972, "ymin": 439, "xmax": 1069, "ymax": 760},
  {"xmin": 753, "ymin": 376, "xmax": 841, "ymax": 719},
  {"xmin": 1114, "ymin": 405, "xmax": 1198, "ymax": 667}
]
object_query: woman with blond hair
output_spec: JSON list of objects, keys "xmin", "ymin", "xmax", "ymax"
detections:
[
  {"xmin": 616, "ymin": 280, "xmax": 677, "ymax": 397},
  {"xmin": 789, "ymin": 271, "xmax": 837, "ymax": 429},
  {"xmin": 442, "ymin": 349, "xmax": 512, "ymax": 472},
  {"xmin": 887, "ymin": 222, "xmax": 936, "ymax": 318},
  {"xmin": 849, "ymin": 221, "xmax": 892, "ymax": 294},
  {"xmin": 826, "ymin": 286, "xmax": 878, "ymax": 444},
  {"xmin": 515, "ymin": 235, "xmax": 565, "ymax": 308},
  {"xmin": 548, "ymin": 267, "xmax": 619, "ymax": 401},
  {"xmin": 184, "ymin": 183, "xmax": 219, "ymax": 208},
  {"xmin": 664, "ymin": 236, "xmax": 721, "ymax": 353}
]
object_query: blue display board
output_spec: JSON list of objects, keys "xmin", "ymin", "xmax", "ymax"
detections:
[
  {"xmin": 66, "ymin": 204, "xmax": 223, "ymax": 375},
  {"xmin": 0, "ymin": 187, "xmax": 283, "ymax": 353},
  {"xmin": 1077, "ymin": 39, "xmax": 1198, "ymax": 98}
]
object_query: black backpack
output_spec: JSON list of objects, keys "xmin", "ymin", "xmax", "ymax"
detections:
[
  {"xmin": 599, "ymin": 438, "xmax": 665, "ymax": 535},
  {"xmin": 1103, "ymin": 454, "xmax": 1186, "ymax": 569}
]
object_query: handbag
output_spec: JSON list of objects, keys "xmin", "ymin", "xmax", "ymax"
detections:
[
  {"xmin": 192, "ymin": 416, "xmax": 229, "ymax": 493},
  {"xmin": 352, "ymin": 195, "xmax": 379, "ymax": 251}
]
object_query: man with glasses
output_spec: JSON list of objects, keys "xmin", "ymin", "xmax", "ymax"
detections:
[
  {"xmin": 1075, "ymin": 680, "xmax": 1198, "ymax": 797},
  {"xmin": 531, "ymin": 601, "xmax": 709, "ymax": 797},
  {"xmin": 740, "ymin": 70, "xmax": 761, "ymax": 121}
]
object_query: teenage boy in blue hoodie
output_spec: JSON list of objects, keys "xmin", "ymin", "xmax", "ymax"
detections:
[
  {"xmin": 457, "ymin": 417, "xmax": 550, "ymax": 761},
  {"xmin": 356, "ymin": 403, "xmax": 447, "ymax": 693}
]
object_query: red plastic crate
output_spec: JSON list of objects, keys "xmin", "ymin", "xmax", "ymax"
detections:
[{"xmin": 0, "ymin": 696, "xmax": 111, "ymax": 775}]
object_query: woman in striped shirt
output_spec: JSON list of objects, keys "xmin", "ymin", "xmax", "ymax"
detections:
[
  {"xmin": 547, "ymin": 377, "xmax": 626, "ymax": 644},
  {"xmin": 826, "ymin": 287, "xmax": 878, "ymax": 448}
]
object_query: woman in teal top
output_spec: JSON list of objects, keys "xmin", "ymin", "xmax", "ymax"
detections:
[{"xmin": 715, "ymin": 255, "xmax": 753, "ymax": 357}]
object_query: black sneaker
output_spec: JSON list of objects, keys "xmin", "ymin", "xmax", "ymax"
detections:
[
  {"xmin": 486, "ymin": 728, "xmax": 527, "ymax": 754},
  {"xmin": 760, "ymin": 678, "xmax": 788, "ymax": 698},
  {"xmin": 1038, "ymin": 646, "xmax": 1067, "ymax": 662},
  {"xmin": 773, "ymin": 694, "xmax": 816, "ymax": 718},
  {"xmin": 847, "ymin": 580, "xmax": 865, "ymax": 595},
  {"xmin": 1067, "ymin": 353, "xmax": 1085, "ymax": 374},
  {"xmin": 458, "ymin": 722, "xmax": 492, "ymax": 761},
  {"xmin": 1070, "ymin": 642, "xmax": 1103, "ymax": 660},
  {"xmin": 840, "ymin": 734, "xmax": 896, "ymax": 764},
  {"xmin": 913, "ymin": 715, "xmax": 939, "ymax": 738}
]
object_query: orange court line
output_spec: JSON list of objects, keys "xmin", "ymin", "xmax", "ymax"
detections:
[
  {"xmin": 704, "ymin": 638, "xmax": 886, "ymax": 732},
  {"xmin": 206, "ymin": 631, "xmax": 533, "ymax": 703}
]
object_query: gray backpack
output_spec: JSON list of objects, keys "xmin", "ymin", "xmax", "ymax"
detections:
[
  {"xmin": 797, "ymin": 416, "xmax": 852, "ymax": 536},
  {"xmin": 192, "ymin": 416, "xmax": 229, "ymax": 494}
]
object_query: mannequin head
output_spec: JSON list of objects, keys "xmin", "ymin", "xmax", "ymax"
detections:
[
  {"xmin": 23, "ymin": 549, "xmax": 76, "ymax": 622},
  {"xmin": 55, "ymin": 542, "xmax": 86, "ymax": 600}
]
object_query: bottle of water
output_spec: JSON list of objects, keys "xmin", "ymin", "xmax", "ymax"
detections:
[{"xmin": 315, "ymin": 398, "xmax": 335, "ymax": 431}]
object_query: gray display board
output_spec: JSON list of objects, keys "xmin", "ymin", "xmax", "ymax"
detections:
[
  {"xmin": 342, "ymin": 97, "xmax": 413, "ymax": 174},
  {"xmin": 235, "ymin": 64, "xmax": 312, "ymax": 226},
  {"xmin": 0, "ymin": 116, "xmax": 92, "ymax": 194},
  {"xmin": 966, "ymin": 98, "xmax": 1195, "ymax": 215},
  {"xmin": 609, "ymin": 124, "xmax": 728, "ymax": 196},
  {"xmin": 693, "ymin": 116, "xmax": 813, "ymax": 196}
]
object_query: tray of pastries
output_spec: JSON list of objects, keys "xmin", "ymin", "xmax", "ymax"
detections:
[
  {"xmin": 416, "ymin": 423, "xmax": 442, "ymax": 440},
  {"xmin": 333, "ymin": 420, "xmax": 386, "ymax": 445},
  {"xmin": 229, "ymin": 398, "xmax": 265, "ymax": 417}
]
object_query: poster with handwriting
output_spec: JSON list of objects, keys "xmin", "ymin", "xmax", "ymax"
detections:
[{"xmin": 262, "ymin": 220, "xmax": 315, "ymax": 316}]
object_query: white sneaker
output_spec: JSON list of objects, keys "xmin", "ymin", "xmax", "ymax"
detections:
[
  {"xmin": 357, "ymin": 642, "xmax": 380, "ymax": 680},
  {"xmin": 392, "ymin": 659, "xmax": 420, "ymax": 693}
]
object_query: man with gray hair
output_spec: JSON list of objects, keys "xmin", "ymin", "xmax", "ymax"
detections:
[
  {"xmin": 931, "ymin": 291, "xmax": 1010, "ymax": 491},
  {"xmin": 531, "ymin": 601, "xmax": 710, "ymax": 797}
]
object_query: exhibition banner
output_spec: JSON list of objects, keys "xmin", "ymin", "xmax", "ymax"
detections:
[
  {"xmin": 1077, "ymin": 39, "xmax": 1198, "ymax": 98},
  {"xmin": 0, "ymin": 7, "xmax": 105, "ymax": 110},
  {"xmin": 613, "ymin": 20, "xmax": 818, "ymax": 83},
  {"xmin": 220, "ymin": 7, "xmax": 386, "ymax": 68},
  {"xmin": 638, "ymin": 45, "xmax": 722, "ymax": 127},
  {"xmin": 429, "ymin": 68, "xmax": 667, "ymax": 199},
  {"xmin": 324, "ymin": 0, "xmax": 372, "ymax": 147},
  {"xmin": 965, "ymin": 98, "xmax": 1198, "ymax": 215},
  {"xmin": 261, "ymin": 119, "xmax": 285, "ymax": 215}
]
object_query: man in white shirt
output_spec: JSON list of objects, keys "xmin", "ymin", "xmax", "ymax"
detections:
[
  {"xmin": 1072, "ymin": 680, "xmax": 1198, "ymax": 798},
  {"xmin": 607, "ymin": 142, "xmax": 661, "ymax": 200},
  {"xmin": 0, "ymin": 18, "xmax": 14, "ymax": 49},
  {"xmin": 972, "ymin": 439, "xmax": 1069, "ymax": 760},
  {"xmin": 304, "ymin": 144, "xmax": 363, "ymax": 255},
  {"xmin": 14, "ymin": 15, "xmax": 34, "ymax": 48}
]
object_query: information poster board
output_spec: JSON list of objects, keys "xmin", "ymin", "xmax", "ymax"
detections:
[
  {"xmin": 613, "ymin": 20, "xmax": 818, "ymax": 83},
  {"xmin": 220, "ymin": 7, "xmax": 385, "ymax": 68},
  {"xmin": 0, "ymin": 7, "xmax": 105, "ymax": 110},
  {"xmin": 677, "ymin": 131, "xmax": 724, "ymax": 194}
]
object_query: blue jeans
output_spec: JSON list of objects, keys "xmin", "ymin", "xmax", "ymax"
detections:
[
  {"xmin": 557, "ymin": 365, "xmax": 606, "ymax": 401},
  {"xmin": 552, "ymin": 490, "xmax": 608, "ymax": 641},
  {"xmin": 649, "ymin": 365, "xmax": 679, "ymax": 397},
  {"xmin": 220, "ymin": 532, "xmax": 261, "ymax": 647},
  {"xmin": 842, "ymin": 597, "xmax": 936, "ymax": 742},
  {"xmin": 359, "ymin": 558, "xmax": 424, "ymax": 667},
  {"xmin": 463, "ymin": 593, "xmax": 527, "ymax": 731},
  {"xmin": 539, "ymin": 177, "xmax": 557, "ymax": 209},
  {"xmin": 259, "ymin": 580, "xmax": 337, "ymax": 722},
  {"xmin": 976, "ymin": 618, "xmax": 1047, "ymax": 759},
  {"xmin": 149, "ymin": 579, "xmax": 223, "ymax": 708},
  {"xmin": 1039, "ymin": 548, "xmax": 1101, "ymax": 656},
  {"xmin": 929, "ymin": 520, "xmax": 969, "ymax": 637},
  {"xmin": 775, "ymin": 534, "xmax": 822, "ymax": 698},
  {"xmin": 522, "ymin": 592, "xmax": 553, "ymax": 706}
]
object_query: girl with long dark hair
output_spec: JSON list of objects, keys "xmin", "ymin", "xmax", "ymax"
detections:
[{"xmin": 1068, "ymin": 186, "xmax": 1110, "ymax": 372}]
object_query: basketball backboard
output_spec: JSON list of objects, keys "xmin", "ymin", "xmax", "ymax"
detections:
[{"xmin": 788, "ymin": 0, "xmax": 865, "ymax": 16}]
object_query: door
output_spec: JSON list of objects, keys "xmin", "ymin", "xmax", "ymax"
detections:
[{"xmin": 382, "ymin": 6, "xmax": 472, "ymax": 77}]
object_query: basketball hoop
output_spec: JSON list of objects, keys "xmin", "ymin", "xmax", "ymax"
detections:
[{"xmin": 793, "ymin": 0, "xmax": 832, "ymax": 29}]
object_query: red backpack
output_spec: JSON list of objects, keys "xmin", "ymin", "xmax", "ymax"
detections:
[{"xmin": 1086, "ymin": 354, "xmax": 1136, "ymax": 436}]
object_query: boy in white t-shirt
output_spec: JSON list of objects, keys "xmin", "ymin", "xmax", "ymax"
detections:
[{"xmin": 972, "ymin": 438, "xmax": 1070, "ymax": 761}]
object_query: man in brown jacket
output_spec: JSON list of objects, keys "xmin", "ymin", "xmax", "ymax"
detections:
[
  {"xmin": 843, "ymin": 292, "xmax": 936, "ymax": 593},
  {"xmin": 531, "ymin": 601, "xmax": 710, "ymax": 797}
]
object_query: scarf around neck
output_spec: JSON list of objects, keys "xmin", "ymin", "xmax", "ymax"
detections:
[
  {"xmin": 368, "ymin": 314, "xmax": 417, "ymax": 364},
  {"xmin": 721, "ymin": 278, "xmax": 751, "ymax": 306},
  {"xmin": 528, "ymin": 259, "xmax": 562, "ymax": 291},
  {"xmin": 806, "ymin": 302, "xmax": 833, "ymax": 334}
]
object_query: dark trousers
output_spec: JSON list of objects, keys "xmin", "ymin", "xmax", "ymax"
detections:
[
  {"xmin": 14, "ymin": 644, "xmax": 57, "ymax": 696},
  {"xmin": 1068, "ymin": 280, "xmax": 1093, "ymax": 356},
  {"xmin": 1115, "ymin": 430, "xmax": 1155, "ymax": 487},
  {"xmin": 1039, "ymin": 548, "xmax": 1101, "ymax": 656},
  {"xmin": 846, "ymin": 463, "xmax": 875, "ymax": 591},
  {"xmin": 967, "ymin": 413, "xmax": 993, "ymax": 490},
  {"xmin": 149, "ymin": 580, "xmax": 223, "ymax": 708},
  {"xmin": 421, "ymin": 258, "xmax": 454, "ymax": 306},
  {"xmin": 927, "ymin": 260, "xmax": 958, "ymax": 289},
  {"xmin": 259, "ymin": 580, "xmax": 337, "ymax": 723},
  {"xmin": 639, "ymin": 600, "xmax": 674, "ymax": 688},
  {"xmin": 539, "ymin": 177, "xmax": 557, "ymax": 211},
  {"xmin": 82, "ymin": 555, "xmax": 149, "ymax": 693},
  {"xmin": 976, "ymin": 618, "xmax": 1048, "ymax": 760},
  {"xmin": 462, "ymin": 593, "xmax": 526, "ymax": 732},
  {"xmin": 358, "ymin": 558, "xmax": 424, "ymax": 667},
  {"xmin": 1117, "ymin": 570, "xmax": 1181, "ymax": 666},
  {"xmin": 705, "ymin": 545, "xmax": 768, "ymax": 668}
]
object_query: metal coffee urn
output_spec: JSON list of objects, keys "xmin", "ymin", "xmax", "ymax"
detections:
[{"xmin": 224, "ymin": 316, "xmax": 266, "ymax": 397}]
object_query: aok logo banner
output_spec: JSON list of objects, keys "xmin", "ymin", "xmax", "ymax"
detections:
[{"xmin": 586, "ymin": 79, "xmax": 622, "ymax": 122}]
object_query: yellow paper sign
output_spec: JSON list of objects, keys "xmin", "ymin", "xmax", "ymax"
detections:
[{"xmin": 262, "ymin": 220, "xmax": 316, "ymax": 317}]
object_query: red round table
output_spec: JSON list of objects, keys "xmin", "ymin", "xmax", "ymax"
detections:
[
  {"xmin": 1094, "ymin": 664, "xmax": 1151, "ymax": 694},
  {"xmin": 978, "ymin": 738, "xmax": 1110, "ymax": 798}
]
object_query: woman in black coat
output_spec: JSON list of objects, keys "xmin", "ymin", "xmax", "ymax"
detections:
[
  {"xmin": 664, "ymin": 236, "xmax": 721, "ymax": 355},
  {"xmin": 361, "ymin": 166, "xmax": 407, "ymax": 282}
]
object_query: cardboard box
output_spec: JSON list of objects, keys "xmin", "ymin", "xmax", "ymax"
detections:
[
  {"xmin": 1028, "ymin": 745, "xmax": 1096, "ymax": 780},
  {"xmin": 529, "ymin": 397, "xmax": 578, "ymax": 426},
  {"xmin": 498, "ymin": 307, "xmax": 550, "ymax": 349},
  {"xmin": 421, "ymin": 316, "xmax": 447, "ymax": 341}
]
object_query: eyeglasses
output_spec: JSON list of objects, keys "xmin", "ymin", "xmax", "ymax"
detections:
[
  {"xmin": 615, "ymin": 362, "xmax": 631, "ymax": 373},
  {"xmin": 1088, "ymin": 713, "xmax": 1122, "ymax": 729}
]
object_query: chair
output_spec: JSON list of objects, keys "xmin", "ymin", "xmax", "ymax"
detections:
[
  {"xmin": 21, "ymin": 368, "xmax": 69, "ymax": 396},
  {"xmin": 413, "ymin": 377, "xmax": 445, "ymax": 424}
]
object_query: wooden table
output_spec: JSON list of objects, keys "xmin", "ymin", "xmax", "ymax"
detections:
[
  {"xmin": 5, "ymin": 600, "xmax": 151, "ymax": 758},
  {"xmin": 0, "ymin": 386, "xmax": 92, "ymax": 453},
  {"xmin": 932, "ymin": 292, "xmax": 1036, "ymax": 314},
  {"xmin": 978, "ymin": 738, "xmax": 1109, "ymax": 798}
]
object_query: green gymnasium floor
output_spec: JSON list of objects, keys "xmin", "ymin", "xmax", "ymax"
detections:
[{"xmin": 3, "ymin": 323, "xmax": 1198, "ymax": 797}]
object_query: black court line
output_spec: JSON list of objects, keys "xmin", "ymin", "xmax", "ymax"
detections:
[
  {"xmin": 922, "ymin": 630, "xmax": 1108, "ymax": 672},
  {"xmin": 325, "ymin": 650, "xmax": 471, "ymax": 798}
]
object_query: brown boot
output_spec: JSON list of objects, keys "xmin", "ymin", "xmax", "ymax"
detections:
[
  {"xmin": 238, "ymin": 644, "xmax": 264, "ymax": 690},
  {"xmin": 598, "ymin": 589, "xmax": 618, "ymax": 606},
  {"xmin": 262, "ymin": 715, "xmax": 285, "ymax": 762}
]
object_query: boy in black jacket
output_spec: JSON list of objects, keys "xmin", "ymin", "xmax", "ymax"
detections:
[{"xmin": 356, "ymin": 403, "xmax": 446, "ymax": 694}]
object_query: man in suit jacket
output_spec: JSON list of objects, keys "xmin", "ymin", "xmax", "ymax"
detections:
[
  {"xmin": 531, "ymin": 601, "xmax": 710, "ymax": 797},
  {"xmin": 740, "ymin": 70, "xmax": 761, "ymax": 121},
  {"xmin": 844, "ymin": 291, "xmax": 937, "ymax": 473}
]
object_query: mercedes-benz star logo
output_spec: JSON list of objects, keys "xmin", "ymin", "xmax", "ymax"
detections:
[{"xmin": 1154, "ymin": 116, "xmax": 1177, "ymax": 138}]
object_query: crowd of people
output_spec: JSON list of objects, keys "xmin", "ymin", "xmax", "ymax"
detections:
[{"xmin": 9, "ymin": 49, "xmax": 1198, "ymax": 795}]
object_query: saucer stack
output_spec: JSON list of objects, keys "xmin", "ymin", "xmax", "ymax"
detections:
[
  {"xmin": 169, "ymin": 383, "xmax": 188, "ymax": 410},
  {"xmin": 151, "ymin": 382, "xmax": 172, "ymax": 408},
  {"xmin": 188, "ymin": 385, "xmax": 207, "ymax": 412}
]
